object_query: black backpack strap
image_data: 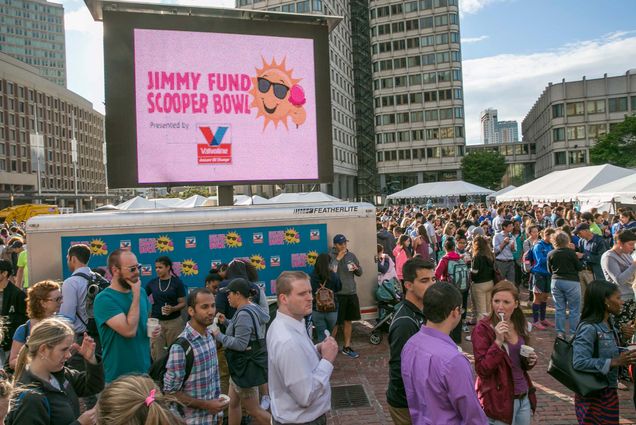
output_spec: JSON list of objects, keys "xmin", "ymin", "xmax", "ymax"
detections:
[
  {"xmin": 170, "ymin": 337, "xmax": 194, "ymax": 390},
  {"xmin": 232, "ymin": 308, "xmax": 261, "ymax": 340}
]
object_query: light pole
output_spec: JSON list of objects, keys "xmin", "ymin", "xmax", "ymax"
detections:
[
  {"xmin": 101, "ymin": 103, "xmax": 109, "ymax": 202},
  {"xmin": 71, "ymin": 110, "xmax": 79, "ymax": 213},
  {"xmin": 30, "ymin": 106, "xmax": 44, "ymax": 203}
]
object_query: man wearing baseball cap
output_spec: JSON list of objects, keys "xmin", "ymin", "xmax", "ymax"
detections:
[
  {"xmin": 575, "ymin": 222, "xmax": 608, "ymax": 295},
  {"xmin": 330, "ymin": 234, "xmax": 363, "ymax": 359}
]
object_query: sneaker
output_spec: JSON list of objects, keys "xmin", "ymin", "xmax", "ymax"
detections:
[
  {"xmin": 341, "ymin": 346, "xmax": 360, "ymax": 359},
  {"xmin": 465, "ymin": 335, "xmax": 472, "ymax": 341},
  {"xmin": 259, "ymin": 395, "xmax": 271, "ymax": 411},
  {"xmin": 533, "ymin": 321, "xmax": 547, "ymax": 330},
  {"xmin": 541, "ymin": 319, "xmax": 555, "ymax": 327}
]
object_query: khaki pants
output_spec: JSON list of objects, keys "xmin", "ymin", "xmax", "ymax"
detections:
[
  {"xmin": 151, "ymin": 316, "xmax": 185, "ymax": 361},
  {"xmin": 579, "ymin": 270, "xmax": 595, "ymax": 302},
  {"xmin": 388, "ymin": 405, "xmax": 412, "ymax": 425},
  {"xmin": 472, "ymin": 280, "xmax": 494, "ymax": 319}
]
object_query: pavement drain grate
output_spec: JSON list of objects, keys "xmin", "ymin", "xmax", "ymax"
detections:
[{"xmin": 331, "ymin": 384, "xmax": 370, "ymax": 410}]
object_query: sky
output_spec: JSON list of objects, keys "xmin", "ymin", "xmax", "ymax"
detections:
[{"xmin": 56, "ymin": 0, "xmax": 636, "ymax": 145}]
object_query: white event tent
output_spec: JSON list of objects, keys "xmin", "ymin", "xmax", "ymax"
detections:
[
  {"xmin": 577, "ymin": 173, "xmax": 636, "ymax": 205},
  {"xmin": 386, "ymin": 180, "xmax": 493, "ymax": 201},
  {"xmin": 267, "ymin": 192, "xmax": 341, "ymax": 204},
  {"xmin": 496, "ymin": 164, "xmax": 636, "ymax": 203},
  {"xmin": 487, "ymin": 185, "xmax": 516, "ymax": 201},
  {"xmin": 234, "ymin": 195, "xmax": 269, "ymax": 205}
]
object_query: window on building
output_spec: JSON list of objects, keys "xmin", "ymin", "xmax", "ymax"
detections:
[
  {"xmin": 394, "ymin": 76, "xmax": 407, "ymax": 87},
  {"xmin": 406, "ymin": 19, "xmax": 419, "ymax": 31},
  {"xmin": 392, "ymin": 22, "xmax": 405, "ymax": 32},
  {"xmin": 554, "ymin": 151, "xmax": 567, "ymax": 165},
  {"xmin": 411, "ymin": 129, "xmax": 425, "ymax": 140},
  {"xmin": 391, "ymin": 4, "xmax": 403, "ymax": 14},
  {"xmin": 393, "ymin": 57, "xmax": 407, "ymax": 69},
  {"xmin": 398, "ymin": 149, "xmax": 411, "ymax": 160},
  {"xmin": 454, "ymin": 107, "xmax": 464, "ymax": 118},
  {"xmin": 385, "ymin": 150, "xmax": 397, "ymax": 161},
  {"xmin": 409, "ymin": 74, "xmax": 422, "ymax": 86},
  {"xmin": 404, "ymin": 1, "xmax": 418, "ymax": 13},
  {"xmin": 588, "ymin": 124, "xmax": 607, "ymax": 139},
  {"xmin": 553, "ymin": 127, "xmax": 565, "ymax": 142},
  {"xmin": 376, "ymin": 152, "xmax": 384, "ymax": 162},
  {"xmin": 568, "ymin": 150, "xmax": 586, "ymax": 165},
  {"xmin": 410, "ymin": 111, "xmax": 424, "ymax": 122},
  {"xmin": 631, "ymin": 96, "xmax": 636, "ymax": 111},
  {"xmin": 420, "ymin": 0, "xmax": 433, "ymax": 9},
  {"xmin": 424, "ymin": 91, "xmax": 438, "ymax": 102},
  {"xmin": 608, "ymin": 97, "xmax": 628, "ymax": 113},
  {"xmin": 425, "ymin": 110, "xmax": 439, "ymax": 121},
  {"xmin": 455, "ymin": 126, "xmax": 464, "ymax": 137},
  {"xmin": 407, "ymin": 38, "xmax": 420, "ymax": 49},
  {"xmin": 423, "ymin": 71, "xmax": 437, "ymax": 84},
  {"xmin": 409, "ymin": 93, "xmax": 422, "ymax": 104},
  {"xmin": 440, "ymin": 127, "xmax": 454, "ymax": 139},
  {"xmin": 426, "ymin": 128, "xmax": 439, "ymax": 139},
  {"xmin": 397, "ymin": 112, "xmax": 410, "ymax": 124},
  {"xmin": 586, "ymin": 100, "xmax": 605, "ymax": 114},
  {"xmin": 438, "ymin": 89, "xmax": 452, "ymax": 101},
  {"xmin": 397, "ymin": 131, "xmax": 410, "ymax": 142},
  {"xmin": 407, "ymin": 55, "xmax": 421, "ymax": 67},
  {"xmin": 420, "ymin": 35, "xmax": 434, "ymax": 46},
  {"xmin": 419, "ymin": 16, "xmax": 433, "ymax": 29},
  {"xmin": 427, "ymin": 147, "xmax": 440, "ymax": 158},
  {"xmin": 566, "ymin": 102, "xmax": 584, "ymax": 116},
  {"xmin": 552, "ymin": 103, "xmax": 564, "ymax": 118},
  {"xmin": 395, "ymin": 94, "xmax": 409, "ymax": 105},
  {"xmin": 439, "ymin": 108, "xmax": 453, "ymax": 120},
  {"xmin": 296, "ymin": 1, "xmax": 310, "ymax": 13},
  {"xmin": 567, "ymin": 126, "xmax": 585, "ymax": 140}
]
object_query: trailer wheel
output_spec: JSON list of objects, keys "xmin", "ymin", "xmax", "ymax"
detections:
[{"xmin": 369, "ymin": 333, "xmax": 382, "ymax": 345}]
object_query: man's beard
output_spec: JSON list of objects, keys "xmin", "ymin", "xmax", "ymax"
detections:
[{"xmin": 118, "ymin": 277, "xmax": 132, "ymax": 289}]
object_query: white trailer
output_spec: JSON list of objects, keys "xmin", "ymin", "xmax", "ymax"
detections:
[{"xmin": 26, "ymin": 202, "xmax": 379, "ymax": 319}]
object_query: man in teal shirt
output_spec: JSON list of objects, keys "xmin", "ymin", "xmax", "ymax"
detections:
[{"xmin": 94, "ymin": 248, "xmax": 153, "ymax": 382}]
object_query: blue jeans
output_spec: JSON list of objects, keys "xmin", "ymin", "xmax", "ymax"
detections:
[
  {"xmin": 551, "ymin": 278, "xmax": 581, "ymax": 336},
  {"xmin": 488, "ymin": 395, "xmax": 531, "ymax": 425},
  {"xmin": 312, "ymin": 310, "xmax": 338, "ymax": 342}
]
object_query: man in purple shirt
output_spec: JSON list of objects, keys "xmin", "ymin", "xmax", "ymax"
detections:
[{"xmin": 401, "ymin": 281, "xmax": 487, "ymax": 425}]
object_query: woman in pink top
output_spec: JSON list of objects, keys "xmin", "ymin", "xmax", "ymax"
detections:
[{"xmin": 393, "ymin": 234, "xmax": 412, "ymax": 282}]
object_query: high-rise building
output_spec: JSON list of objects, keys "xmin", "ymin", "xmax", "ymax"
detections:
[
  {"xmin": 0, "ymin": 0, "xmax": 67, "ymax": 87},
  {"xmin": 481, "ymin": 108, "xmax": 518, "ymax": 144},
  {"xmin": 0, "ymin": 52, "xmax": 106, "ymax": 210},
  {"xmin": 371, "ymin": 0, "xmax": 465, "ymax": 193},
  {"xmin": 236, "ymin": 0, "xmax": 373, "ymax": 201},
  {"xmin": 522, "ymin": 70, "xmax": 636, "ymax": 177}
]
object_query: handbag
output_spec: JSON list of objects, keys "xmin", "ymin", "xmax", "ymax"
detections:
[
  {"xmin": 224, "ymin": 308, "xmax": 268, "ymax": 388},
  {"xmin": 547, "ymin": 324, "xmax": 610, "ymax": 397}
]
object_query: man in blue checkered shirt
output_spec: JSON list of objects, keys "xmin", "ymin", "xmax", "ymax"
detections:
[{"xmin": 164, "ymin": 288, "xmax": 227, "ymax": 424}]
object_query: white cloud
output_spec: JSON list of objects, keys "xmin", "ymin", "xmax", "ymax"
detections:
[
  {"xmin": 459, "ymin": 0, "xmax": 503, "ymax": 15},
  {"xmin": 462, "ymin": 32, "xmax": 636, "ymax": 144},
  {"xmin": 461, "ymin": 35, "xmax": 489, "ymax": 44}
]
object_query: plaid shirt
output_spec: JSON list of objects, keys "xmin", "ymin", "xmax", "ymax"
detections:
[{"xmin": 164, "ymin": 322, "xmax": 221, "ymax": 425}]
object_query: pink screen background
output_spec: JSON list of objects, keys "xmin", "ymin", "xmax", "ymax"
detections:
[{"xmin": 134, "ymin": 29, "xmax": 318, "ymax": 183}]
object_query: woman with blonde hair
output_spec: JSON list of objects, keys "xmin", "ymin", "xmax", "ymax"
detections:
[
  {"xmin": 5, "ymin": 317, "xmax": 104, "ymax": 425},
  {"xmin": 96, "ymin": 375, "xmax": 184, "ymax": 425},
  {"xmin": 9, "ymin": 280, "xmax": 62, "ymax": 369}
]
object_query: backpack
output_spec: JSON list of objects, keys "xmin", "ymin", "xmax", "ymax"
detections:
[
  {"xmin": 148, "ymin": 337, "xmax": 194, "ymax": 391},
  {"xmin": 5, "ymin": 390, "xmax": 51, "ymax": 425},
  {"xmin": 74, "ymin": 272, "xmax": 110, "ymax": 337},
  {"xmin": 447, "ymin": 258, "xmax": 470, "ymax": 292},
  {"xmin": 315, "ymin": 280, "xmax": 336, "ymax": 313}
]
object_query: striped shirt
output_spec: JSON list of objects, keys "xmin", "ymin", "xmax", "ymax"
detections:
[{"xmin": 164, "ymin": 322, "xmax": 221, "ymax": 425}]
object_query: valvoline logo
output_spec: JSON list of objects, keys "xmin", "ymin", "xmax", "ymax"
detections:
[{"xmin": 197, "ymin": 125, "xmax": 232, "ymax": 164}]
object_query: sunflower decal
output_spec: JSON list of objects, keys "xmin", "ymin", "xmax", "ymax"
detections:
[
  {"xmin": 226, "ymin": 231, "xmax": 243, "ymax": 248},
  {"xmin": 89, "ymin": 239, "xmax": 108, "ymax": 256},
  {"xmin": 181, "ymin": 259, "xmax": 199, "ymax": 276},
  {"xmin": 249, "ymin": 56, "xmax": 307, "ymax": 130},
  {"xmin": 306, "ymin": 250, "xmax": 319, "ymax": 266},
  {"xmin": 250, "ymin": 254, "xmax": 266, "ymax": 270},
  {"xmin": 284, "ymin": 228, "xmax": 300, "ymax": 244},
  {"xmin": 156, "ymin": 235, "xmax": 174, "ymax": 252}
]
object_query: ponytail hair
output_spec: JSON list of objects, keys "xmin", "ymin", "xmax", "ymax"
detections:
[
  {"xmin": 13, "ymin": 317, "xmax": 74, "ymax": 382},
  {"xmin": 96, "ymin": 375, "xmax": 184, "ymax": 425}
]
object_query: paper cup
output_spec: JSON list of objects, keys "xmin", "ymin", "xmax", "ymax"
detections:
[
  {"xmin": 520, "ymin": 345, "xmax": 535, "ymax": 357},
  {"xmin": 347, "ymin": 262, "xmax": 355, "ymax": 271},
  {"xmin": 628, "ymin": 345, "xmax": 636, "ymax": 351},
  {"xmin": 219, "ymin": 394, "xmax": 230, "ymax": 404},
  {"xmin": 147, "ymin": 318, "xmax": 159, "ymax": 338}
]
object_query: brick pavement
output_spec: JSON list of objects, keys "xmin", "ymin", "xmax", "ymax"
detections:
[{"xmin": 327, "ymin": 308, "xmax": 636, "ymax": 425}]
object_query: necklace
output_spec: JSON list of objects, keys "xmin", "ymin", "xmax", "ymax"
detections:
[{"xmin": 159, "ymin": 277, "xmax": 172, "ymax": 292}]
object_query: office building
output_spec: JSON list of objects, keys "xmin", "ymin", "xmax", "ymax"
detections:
[
  {"xmin": 371, "ymin": 0, "xmax": 465, "ymax": 194},
  {"xmin": 481, "ymin": 108, "xmax": 519, "ymax": 144},
  {"xmin": 0, "ymin": 0, "xmax": 67, "ymax": 87},
  {"xmin": 522, "ymin": 70, "xmax": 636, "ymax": 177},
  {"xmin": 236, "ymin": 0, "xmax": 375, "ymax": 201},
  {"xmin": 466, "ymin": 141, "xmax": 536, "ymax": 187},
  {"xmin": 0, "ymin": 52, "xmax": 106, "ymax": 210}
]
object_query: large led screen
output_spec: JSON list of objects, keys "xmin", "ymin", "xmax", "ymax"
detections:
[{"xmin": 103, "ymin": 10, "xmax": 333, "ymax": 188}]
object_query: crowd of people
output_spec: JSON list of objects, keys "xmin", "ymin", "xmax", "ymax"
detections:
[
  {"xmin": 0, "ymin": 203, "xmax": 633, "ymax": 424},
  {"xmin": 380, "ymin": 203, "xmax": 636, "ymax": 425}
]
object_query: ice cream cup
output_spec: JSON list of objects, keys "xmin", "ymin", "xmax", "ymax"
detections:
[{"xmin": 520, "ymin": 344, "xmax": 535, "ymax": 357}]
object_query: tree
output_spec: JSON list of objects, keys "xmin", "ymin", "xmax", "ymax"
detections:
[
  {"xmin": 589, "ymin": 115, "xmax": 636, "ymax": 167},
  {"xmin": 461, "ymin": 150, "xmax": 507, "ymax": 190}
]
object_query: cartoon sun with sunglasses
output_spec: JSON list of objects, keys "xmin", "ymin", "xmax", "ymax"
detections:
[{"xmin": 249, "ymin": 56, "xmax": 306, "ymax": 130}]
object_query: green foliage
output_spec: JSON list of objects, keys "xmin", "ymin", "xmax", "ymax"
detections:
[
  {"xmin": 162, "ymin": 187, "xmax": 212, "ymax": 199},
  {"xmin": 589, "ymin": 115, "xmax": 636, "ymax": 167},
  {"xmin": 461, "ymin": 150, "xmax": 507, "ymax": 190}
]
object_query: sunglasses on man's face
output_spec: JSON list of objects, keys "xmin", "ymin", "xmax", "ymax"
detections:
[
  {"xmin": 257, "ymin": 77, "xmax": 289, "ymax": 100},
  {"xmin": 121, "ymin": 264, "xmax": 141, "ymax": 273}
]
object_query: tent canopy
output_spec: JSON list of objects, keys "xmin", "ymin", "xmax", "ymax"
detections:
[
  {"xmin": 386, "ymin": 180, "xmax": 493, "ymax": 200},
  {"xmin": 496, "ymin": 164, "xmax": 636, "ymax": 203},
  {"xmin": 234, "ymin": 195, "xmax": 269, "ymax": 205},
  {"xmin": 267, "ymin": 192, "xmax": 340, "ymax": 204},
  {"xmin": 115, "ymin": 196, "xmax": 155, "ymax": 210},
  {"xmin": 577, "ymin": 173, "xmax": 636, "ymax": 204},
  {"xmin": 487, "ymin": 185, "xmax": 516, "ymax": 199},
  {"xmin": 175, "ymin": 195, "xmax": 212, "ymax": 208}
]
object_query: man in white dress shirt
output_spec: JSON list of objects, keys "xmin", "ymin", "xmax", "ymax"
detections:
[{"xmin": 267, "ymin": 271, "xmax": 339, "ymax": 425}]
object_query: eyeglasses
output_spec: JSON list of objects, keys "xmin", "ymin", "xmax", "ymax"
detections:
[
  {"xmin": 257, "ymin": 77, "xmax": 289, "ymax": 100},
  {"xmin": 47, "ymin": 296, "xmax": 63, "ymax": 303},
  {"xmin": 121, "ymin": 264, "xmax": 142, "ymax": 273}
]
